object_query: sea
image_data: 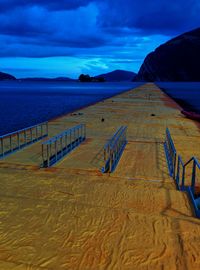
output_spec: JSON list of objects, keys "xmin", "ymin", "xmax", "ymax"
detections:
[
  {"xmin": 0, "ymin": 81, "xmax": 200, "ymax": 136},
  {"xmin": 0, "ymin": 81, "xmax": 142, "ymax": 135},
  {"xmin": 157, "ymin": 82, "xmax": 200, "ymax": 113}
]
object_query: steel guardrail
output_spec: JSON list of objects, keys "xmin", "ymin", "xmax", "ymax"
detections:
[
  {"xmin": 164, "ymin": 127, "xmax": 200, "ymax": 218},
  {"xmin": 0, "ymin": 121, "xmax": 48, "ymax": 159},
  {"xmin": 42, "ymin": 123, "xmax": 86, "ymax": 167},
  {"xmin": 175, "ymin": 155, "xmax": 200, "ymax": 217},
  {"xmin": 164, "ymin": 128, "xmax": 177, "ymax": 178},
  {"xmin": 101, "ymin": 126, "xmax": 127, "ymax": 173}
]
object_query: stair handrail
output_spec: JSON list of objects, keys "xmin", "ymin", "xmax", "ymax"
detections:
[
  {"xmin": 164, "ymin": 128, "xmax": 177, "ymax": 178},
  {"xmin": 42, "ymin": 123, "xmax": 86, "ymax": 167},
  {"xmin": 102, "ymin": 126, "xmax": 127, "ymax": 173},
  {"xmin": 165, "ymin": 127, "xmax": 200, "ymax": 218},
  {"xmin": 176, "ymin": 155, "xmax": 200, "ymax": 195}
]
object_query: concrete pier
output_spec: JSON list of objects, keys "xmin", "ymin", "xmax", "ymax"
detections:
[{"xmin": 0, "ymin": 83, "xmax": 200, "ymax": 269}]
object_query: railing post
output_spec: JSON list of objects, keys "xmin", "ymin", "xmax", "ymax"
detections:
[
  {"xmin": 109, "ymin": 149, "xmax": 112, "ymax": 172},
  {"xmin": 77, "ymin": 126, "xmax": 80, "ymax": 142},
  {"xmin": 61, "ymin": 137, "xmax": 63, "ymax": 156},
  {"xmin": 176, "ymin": 158, "xmax": 180, "ymax": 187},
  {"xmin": 17, "ymin": 132, "xmax": 20, "ymax": 149},
  {"xmin": 9, "ymin": 135, "xmax": 12, "ymax": 152},
  {"xmin": 55, "ymin": 141, "xmax": 57, "ymax": 162},
  {"xmin": 30, "ymin": 128, "xmax": 33, "ymax": 142},
  {"xmin": 47, "ymin": 144, "xmax": 49, "ymax": 167},
  {"xmin": 1, "ymin": 138, "xmax": 4, "ymax": 157},
  {"xmin": 24, "ymin": 130, "xmax": 26, "ymax": 145},
  {"xmin": 104, "ymin": 147, "xmax": 106, "ymax": 162},
  {"xmin": 81, "ymin": 125, "xmax": 83, "ymax": 139},
  {"xmin": 191, "ymin": 159, "xmax": 196, "ymax": 195},
  {"xmin": 181, "ymin": 166, "xmax": 186, "ymax": 189},
  {"xmin": 173, "ymin": 153, "xmax": 177, "ymax": 179},
  {"xmin": 74, "ymin": 128, "xmax": 76, "ymax": 144},
  {"xmin": 70, "ymin": 130, "xmax": 72, "ymax": 150},
  {"xmin": 42, "ymin": 144, "xmax": 44, "ymax": 166},
  {"xmin": 65, "ymin": 133, "xmax": 67, "ymax": 149},
  {"xmin": 41, "ymin": 124, "xmax": 43, "ymax": 137},
  {"xmin": 36, "ymin": 125, "xmax": 38, "ymax": 139},
  {"xmin": 84, "ymin": 124, "xmax": 86, "ymax": 139},
  {"xmin": 46, "ymin": 122, "xmax": 48, "ymax": 136}
]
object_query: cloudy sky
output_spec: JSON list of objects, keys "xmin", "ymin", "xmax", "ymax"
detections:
[{"xmin": 0, "ymin": 0, "xmax": 200, "ymax": 78}]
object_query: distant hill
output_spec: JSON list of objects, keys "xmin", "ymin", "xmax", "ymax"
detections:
[
  {"xmin": 135, "ymin": 28, "xmax": 200, "ymax": 81},
  {"xmin": 95, "ymin": 70, "xmax": 136, "ymax": 82},
  {"xmin": 20, "ymin": 77, "xmax": 77, "ymax": 82},
  {"xmin": 0, "ymin": 71, "xmax": 16, "ymax": 80}
]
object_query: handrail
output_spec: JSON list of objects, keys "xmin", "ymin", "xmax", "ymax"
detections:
[
  {"xmin": 109, "ymin": 127, "xmax": 124, "ymax": 149},
  {"xmin": 175, "ymin": 155, "xmax": 185, "ymax": 190},
  {"xmin": 176, "ymin": 155, "xmax": 187, "ymax": 190},
  {"xmin": 176, "ymin": 155, "xmax": 200, "ymax": 218},
  {"xmin": 104, "ymin": 126, "xmax": 123, "ymax": 149},
  {"xmin": 0, "ymin": 121, "xmax": 48, "ymax": 159},
  {"xmin": 185, "ymin": 156, "xmax": 200, "ymax": 168},
  {"xmin": 176, "ymin": 155, "xmax": 200, "ymax": 192},
  {"xmin": 42, "ymin": 124, "xmax": 86, "ymax": 167},
  {"xmin": 0, "ymin": 121, "xmax": 48, "ymax": 139},
  {"xmin": 102, "ymin": 126, "xmax": 127, "ymax": 173},
  {"xmin": 43, "ymin": 124, "xmax": 84, "ymax": 145},
  {"xmin": 166, "ymin": 128, "xmax": 176, "ymax": 153},
  {"xmin": 164, "ymin": 128, "xmax": 177, "ymax": 178},
  {"xmin": 165, "ymin": 127, "xmax": 200, "ymax": 218}
]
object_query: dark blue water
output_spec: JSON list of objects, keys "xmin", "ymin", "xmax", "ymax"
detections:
[
  {"xmin": 0, "ymin": 81, "xmax": 142, "ymax": 135},
  {"xmin": 1, "ymin": 81, "xmax": 200, "ymax": 136},
  {"xmin": 157, "ymin": 82, "xmax": 200, "ymax": 113}
]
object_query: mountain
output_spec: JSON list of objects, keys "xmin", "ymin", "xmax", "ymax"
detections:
[
  {"xmin": 20, "ymin": 77, "xmax": 77, "ymax": 81},
  {"xmin": 95, "ymin": 70, "xmax": 136, "ymax": 82},
  {"xmin": 135, "ymin": 28, "xmax": 200, "ymax": 81},
  {"xmin": 0, "ymin": 71, "xmax": 16, "ymax": 80}
]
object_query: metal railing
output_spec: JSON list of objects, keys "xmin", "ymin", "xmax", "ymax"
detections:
[
  {"xmin": 164, "ymin": 127, "xmax": 200, "ymax": 218},
  {"xmin": 175, "ymin": 155, "xmax": 185, "ymax": 190},
  {"xmin": 101, "ymin": 126, "xmax": 127, "ymax": 173},
  {"xmin": 164, "ymin": 128, "xmax": 177, "ymax": 178},
  {"xmin": 0, "ymin": 122, "xmax": 48, "ymax": 159},
  {"xmin": 176, "ymin": 156, "xmax": 200, "ymax": 192},
  {"xmin": 42, "ymin": 124, "xmax": 86, "ymax": 167},
  {"xmin": 175, "ymin": 155, "xmax": 200, "ymax": 217}
]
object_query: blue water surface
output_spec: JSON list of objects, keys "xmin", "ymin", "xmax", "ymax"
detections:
[
  {"xmin": 0, "ymin": 81, "xmax": 142, "ymax": 135},
  {"xmin": 1, "ymin": 81, "xmax": 200, "ymax": 136},
  {"xmin": 157, "ymin": 82, "xmax": 200, "ymax": 113}
]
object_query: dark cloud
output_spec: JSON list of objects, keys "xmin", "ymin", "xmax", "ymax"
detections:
[
  {"xmin": 0, "ymin": 39, "xmax": 107, "ymax": 58},
  {"xmin": 0, "ymin": 0, "xmax": 91, "ymax": 12},
  {"xmin": 0, "ymin": 2, "xmax": 106, "ymax": 55},
  {"xmin": 97, "ymin": 0, "xmax": 200, "ymax": 35},
  {"xmin": 0, "ymin": 0, "xmax": 200, "ymax": 77}
]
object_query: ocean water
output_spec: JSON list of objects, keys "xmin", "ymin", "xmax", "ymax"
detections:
[
  {"xmin": 0, "ymin": 81, "xmax": 142, "ymax": 135},
  {"xmin": 157, "ymin": 82, "xmax": 200, "ymax": 113},
  {"xmin": 1, "ymin": 81, "xmax": 200, "ymax": 136}
]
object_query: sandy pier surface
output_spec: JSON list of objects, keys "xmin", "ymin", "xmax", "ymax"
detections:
[{"xmin": 0, "ymin": 83, "xmax": 200, "ymax": 269}]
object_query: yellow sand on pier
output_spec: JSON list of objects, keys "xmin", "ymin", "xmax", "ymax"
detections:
[{"xmin": 0, "ymin": 83, "xmax": 200, "ymax": 269}]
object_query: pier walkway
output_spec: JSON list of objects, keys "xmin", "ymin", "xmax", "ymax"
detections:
[{"xmin": 0, "ymin": 83, "xmax": 200, "ymax": 269}]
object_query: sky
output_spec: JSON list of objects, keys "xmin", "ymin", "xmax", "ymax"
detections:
[{"xmin": 0, "ymin": 0, "xmax": 200, "ymax": 78}]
